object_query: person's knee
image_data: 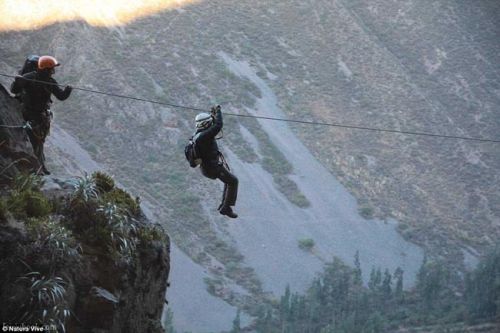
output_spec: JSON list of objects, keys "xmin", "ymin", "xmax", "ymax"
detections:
[{"xmin": 229, "ymin": 174, "xmax": 238, "ymax": 186}]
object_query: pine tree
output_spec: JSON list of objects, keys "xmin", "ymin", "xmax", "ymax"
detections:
[
  {"xmin": 369, "ymin": 268, "xmax": 377, "ymax": 291},
  {"xmin": 354, "ymin": 251, "xmax": 363, "ymax": 286},
  {"xmin": 382, "ymin": 269, "xmax": 392, "ymax": 300},
  {"xmin": 280, "ymin": 284, "xmax": 291, "ymax": 332},
  {"xmin": 465, "ymin": 245, "xmax": 500, "ymax": 321},
  {"xmin": 231, "ymin": 309, "xmax": 241, "ymax": 333},
  {"xmin": 394, "ymin": 267, "xmax": 404, "ymax": 302}
]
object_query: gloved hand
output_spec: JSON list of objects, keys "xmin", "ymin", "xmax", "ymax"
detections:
[
  {"xmin": 211, "ymin": 105, "xmax": 221, "ymax": 115},
  {"xmin": 65, "ymin": 85, "xmax": 73, "ymax": 93}
]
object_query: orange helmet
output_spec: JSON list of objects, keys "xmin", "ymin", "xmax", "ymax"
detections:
[{"xmin": 38, "ymin": 56, "xmax": 60, "ymax": 70}]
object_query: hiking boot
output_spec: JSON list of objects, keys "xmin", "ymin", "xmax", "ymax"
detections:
[
  {"xmin": 41, "ymin": 165, "xmax": 51, "ymax": 175},
  {"xmin": 219, "ymin": 206, "xmax": 238, "ymax": 219}
]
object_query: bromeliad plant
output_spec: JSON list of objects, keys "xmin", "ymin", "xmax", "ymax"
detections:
[
  {"xmin": 70, "ymin": 173, "xmax": 98, "ymax": 204},
  {"xmin": 97, "ymin": 202, "xmax": 138, "ymax": 260},
  {"xmin": 27, "ymin": 218, "xmax": 82, "ymax": 262},
  {"xmin": 16, "ymin": 272, "xmax": 70, "ymax": 332}
]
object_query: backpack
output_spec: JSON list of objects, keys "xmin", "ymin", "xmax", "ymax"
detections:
[
  {"xmin": 11, "ymin": 55, "xmax": 40, "ymax": 102},
  {"xmin": 184, "ymin": 134, "xmax": 202, "ymax": 168},
  {"xmin": 20, "ymin": 55, "xmax": 40, "ymax": 75}
]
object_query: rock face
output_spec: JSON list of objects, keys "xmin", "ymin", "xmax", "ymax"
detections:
[
  {"xmin": 0, "ymin": 84, "xmax": 39, "ymax": 180},
  {"xmin": 0, "ymin": 87, "xmax": 170, "ymax": 332},
  {"xmin": 66, "ymin": 228, "xmax": 170, "ymax": 333},
  {"xmin": 0, "ymin": 220, "xmax": 170, "ymax": 333}
]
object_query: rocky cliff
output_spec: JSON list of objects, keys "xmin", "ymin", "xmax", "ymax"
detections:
[
  {"xmin": 0, "ymin": 84, "xmax": 39, "ymax": 177},
  {"xmin": 0, "ymin": 85, "xmax": 170, "ymax": 332}
]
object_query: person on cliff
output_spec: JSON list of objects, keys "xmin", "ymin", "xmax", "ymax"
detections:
[
  {"xmin": 10, "ymin": 55, "xmax": 72, "ymax": 175},
  {"xmin": 194, "ymin": 105, "xmax": 239, "ymax": 218}
]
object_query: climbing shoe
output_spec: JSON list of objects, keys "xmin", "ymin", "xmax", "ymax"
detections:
[
  {"xmin": 41, "ymin": 166, "xmax": 51, "ymax": 175},
  {"xmin": 220, "ymin": 206, "xmax": 238, "ymax": 219}
]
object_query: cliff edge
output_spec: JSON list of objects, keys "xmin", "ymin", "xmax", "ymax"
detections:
[{"xmin": 0, "ymin": 85, "xmax": 170, "ymax": 332}]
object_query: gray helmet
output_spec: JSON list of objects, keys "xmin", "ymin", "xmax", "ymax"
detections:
[{"xmin": 195, "ymin": 112, "xmax": 213, "ymax": 129}]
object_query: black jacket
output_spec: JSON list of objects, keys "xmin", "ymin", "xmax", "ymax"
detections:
[
  {"xmin": 195, "ymin": 109, "xmax": 222, "ymax": 167},
  {"xmin": 10, "ymin": 71, "xmax": 71, "ymax": 121}
]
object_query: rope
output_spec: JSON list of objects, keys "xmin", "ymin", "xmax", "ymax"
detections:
[
  {"xmin": 0, "ymin": 122, "xmax": 31, "ymax": 130},
  {"xmin": 1, "ymin": 72, "xmax": 499, "ymax": 144}
]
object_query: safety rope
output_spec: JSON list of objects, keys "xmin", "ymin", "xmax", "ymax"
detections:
[
  {"xmin": 0, "ymin": 122, "xmax": 31, "ymax": 130},
  {"xmin": 1, "ymin": 72, "xmax": 499, "ymax": 144}
]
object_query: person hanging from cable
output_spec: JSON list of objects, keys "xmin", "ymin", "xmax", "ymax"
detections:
[
  {"xmin": 191, "ymin": 105, "xmax": 239, "ymax": 218},
  {"xmin": 10, "ymin": 55, "xmax": 72, "ymax": 175}
]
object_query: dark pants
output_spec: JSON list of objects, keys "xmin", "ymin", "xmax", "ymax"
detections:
[
  {"xmin": 27, "ymin": 127, "xmax": 46, "ymax": 166},
  {"xmin": 25, "ymin": 111, "xmax": 50, "ymax": 168},
  {"xmin": 201, "ymin": 162, "xmax": 238, "ymax": 208}
]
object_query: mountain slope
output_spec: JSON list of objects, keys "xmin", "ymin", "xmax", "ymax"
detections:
[{"xmin": 0, "ymin": 1, "xmax": 499, "ymax": 331}]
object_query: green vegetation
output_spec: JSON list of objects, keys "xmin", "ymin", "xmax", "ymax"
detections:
[
  {"xmin": 137, "ymin": 224, "xmax": 168, "ymax": 244},
  {"xmin": 7, "ymin": 191, "xmax": 52, "ymax": 219},
  {"xmin": 70, "ymin": 173, "xmax": 98, "ymax": 203},
  {"xmin": 359, "ymin": 205, "xmax": 374, "ymax": 219},
  {"xmin": 298, "ymin": 238, "xmax": 315, "ymax": 251},
  {"xmin": 243, "ymin": 118, "xmax": 311, "ymax": 208},
  {"xmin": 92, "ymin": 171, "xmax": 115, "ymax": 193},
  {"xmin": 95, "ymin": 202, "xmax": 138, "ymax": 260},
  {"xmin": 12, "ymin": 173, "xmax": 44, "ymax": 192},
  {"xmin": 274, "ymin": 175, "xmax": 310, "ymax": 208},
  {"xmin": 231, "ymin": 309, "xmax": 242, "ymax": 333},
  {"xmin": 465, "ymin": 245, "xmax": 500, "ymax": 322},
  {"xmin": 25, "ymin": 217, "xmax": 81, "ymax": 261},
  {"xmin": 16, "ymin": 272, "xmax": 70, "ymax": 332},
  {"xmin": 101, "ymin": 188, "xmax": 140, "ymax": 216},
  {"xmin": 6, "ymin": 174, "xmax": 52, "ymax": 219},
  {"xmin": 0, "ymin": 171, "xmax": 167, "ymax": 330},
  {"xmin": 252, "ymin": 245, "xmax": 500, "ymax": 332},
  {"xmin": 223, "ymin": 117, "xmax": 259, "ymax": 164}
]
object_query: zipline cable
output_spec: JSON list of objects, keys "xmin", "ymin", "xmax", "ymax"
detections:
[{"xmin": 1, "ymin": 72, "xmax": 499, "ymax": 143}]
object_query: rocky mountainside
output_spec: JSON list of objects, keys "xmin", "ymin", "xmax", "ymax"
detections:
[
  {"xmin": 0, "ymin": 84, "xmax": 39, "ymax": 176},
  {"xmin": 0, "ymin": 86, "xmax": 170, "ymax": 332},
  {"xmin": 0, "ymin": 1, "xmax": 498, "ymax": 331}
]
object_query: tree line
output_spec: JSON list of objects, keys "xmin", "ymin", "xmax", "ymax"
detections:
[{"xmin": 231, "ymin": 244, "xmax": 500, "ymax": 333}]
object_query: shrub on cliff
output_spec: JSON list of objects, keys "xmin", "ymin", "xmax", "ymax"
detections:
[
  {"xmin": 26, "ymin": 217, "xmax": 81, "ymax": 262},
  {"xmin": 92, "ymin": 171, "xmax": 115, "ymax": 194},
  {"xmin": 8, "ymin": 190, "xmax": 52, "ymax": 219},
  {"xmin": 16, "ymin": 272, "xmax": 70, "ymax": 331},
  {"xmin": 96, "ymin": 202, "xmax": 138, "ymax": 260},
  {"xmin": 4, "ymin": 173, "xmax": 51, "ymax": 219},
  {"xmin": 70, "ymin": 174, "xmax": 98, "ymax": 204},
  {"xmin": 100, "ymin": 188, "xmax": 140, "ymax": 216},
  {"xmin": 12, "ymin": 173, "xmax": 44, "ymax": 192}
]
